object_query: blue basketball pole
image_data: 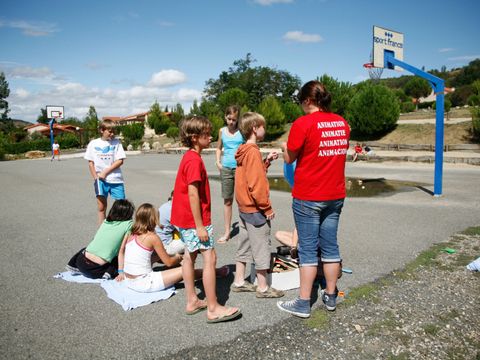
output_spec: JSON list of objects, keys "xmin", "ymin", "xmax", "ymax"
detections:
[
  {"xmin": 384, "ymin": 52, "xmax": 445, "ymax": 196},
  {"xmin": 49, "ymin": 118, "xmax": 55, "ymax": 153}
]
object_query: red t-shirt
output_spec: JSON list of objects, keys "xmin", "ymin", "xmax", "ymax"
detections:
[
  {"xmin": 171, "ymin": 150, "xmax": 211, "ymax": 228},
  {"xmin": 287, "ymin": 111, "xmax": 350, "ymax": 201}
]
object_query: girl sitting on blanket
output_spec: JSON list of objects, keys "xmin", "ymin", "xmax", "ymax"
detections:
[
  {"xmin": 116, "ymin": 203, "xmax": 228, "ymax": 294},
  {"xmin": 67, "ymin": 199, "xmax": 135, "ymax": 279}
]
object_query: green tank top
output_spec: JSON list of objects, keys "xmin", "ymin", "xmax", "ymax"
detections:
[{"xmin": 86, "ymin": 220, "xmax": 133, "ymax": 262}]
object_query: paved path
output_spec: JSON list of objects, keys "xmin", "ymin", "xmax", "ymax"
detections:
[
  {"xmin": 1, "ymin": 154, "xmax": 479, "ymax": 359},
  {"xmin": 397, "ymin": 117, "xmax": 471, "ymax": 124}
]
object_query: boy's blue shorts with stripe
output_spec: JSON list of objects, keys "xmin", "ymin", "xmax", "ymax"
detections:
[{"xmin": 94, "ymin": 179, "xmax": 125, "ymax": 200}]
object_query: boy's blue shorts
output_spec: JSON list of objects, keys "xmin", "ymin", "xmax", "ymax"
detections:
[
  {"xmin": 178, "ymin": 225, "xmax": 214, "ymax": 253},
  {"xmin": 94, "ymin": 179, "xmax": 125, "ymax": 200}
]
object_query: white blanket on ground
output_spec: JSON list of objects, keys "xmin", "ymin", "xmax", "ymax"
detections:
[{"xmin": 54, "ymin": 271, "xmax": 176, "ymax": 311}]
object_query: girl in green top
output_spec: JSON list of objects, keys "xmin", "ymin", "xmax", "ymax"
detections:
[{"xmin": 66, "ymin": 199, "xmax": 135, "ymax": 279}]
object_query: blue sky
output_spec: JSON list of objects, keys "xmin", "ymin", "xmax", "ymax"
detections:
[{"xmin": 2, "ymin": 0, "xmax": 479, "ymax": 122}]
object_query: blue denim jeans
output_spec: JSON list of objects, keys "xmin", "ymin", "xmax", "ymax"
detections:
[{"xmin": 292, "ymin": 198, "xmax": 344, "ymax": 266}]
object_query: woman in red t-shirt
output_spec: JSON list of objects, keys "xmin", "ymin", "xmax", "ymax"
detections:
[{"xmin": 277, "ymin": 80, "xmax": 350, "ymax": 318}]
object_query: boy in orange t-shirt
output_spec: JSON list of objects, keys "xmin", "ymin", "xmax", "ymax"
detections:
[{"xmin": 231, "ymin": 112, "xmax": 284, "ymax": 299}]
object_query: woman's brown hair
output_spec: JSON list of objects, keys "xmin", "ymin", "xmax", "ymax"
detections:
[
  {"xmin": 131, "ymin": 203, "xmax": 158, "ymax": 235},
  {"xmin": 298, "ymin": 80, "xmax": 332, "ymax": 112}
]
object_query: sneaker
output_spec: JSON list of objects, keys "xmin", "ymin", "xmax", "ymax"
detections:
[
  {"xmin": 231, "ymin": 281, "xmax": 257, "ymax": 292},
  {"xmin": 65, "ymin": 264, "xmax": 80, "ymax": 273},
  {"xmin": 321, "ymin": 289, "xmax": 337, "ymax": 311},
  {"xmin": 276, "ymin": 298, "xmax": 311, "ymax": 318},
  {"xmin": 256, "ymin": 286, "xmax": 285, "ymax": 298}
]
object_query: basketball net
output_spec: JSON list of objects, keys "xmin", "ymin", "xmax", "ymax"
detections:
[{"xmin": 363, "ymin": 63, "xmax": 383, "ymax": 82}]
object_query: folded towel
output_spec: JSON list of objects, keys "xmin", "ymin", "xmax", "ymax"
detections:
[
  {"xmin": 54, "ymin": 271, "xmax": 105, "ymax": 284},
  {"xmin": 100, "ymin": 280, "xmax": 176, "ymax": 311},
  {"xmin": 466, "ymin": 256, "xmax": 480, "ymax": 272}
]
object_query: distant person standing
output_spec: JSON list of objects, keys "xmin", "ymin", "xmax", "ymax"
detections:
[
  {"xmin": 215, "ymin": 105, "xmax": 244, "ymax": 244},
  {"xmin": 277, "ymin": 80, "xmax": 350, "ymax": 318},
  {"xmin": 51, "ymin": 140, "xmax": 60, "ymax": 161},
  {"xmin": 84, "ymin": 120, "xmax": 127, "ymax": 225}
]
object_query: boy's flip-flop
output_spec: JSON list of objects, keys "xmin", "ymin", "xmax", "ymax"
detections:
[
  {"xmin": 206, "ymin": 308, "xmax": 241, "ymax": 324},
  {"xmin": 217, "ymin": 236, "xmax": 229, "ymax": 244},
  {"xmin": 186, "ymin": 303, "xmax": 207, "ymax": 315}
]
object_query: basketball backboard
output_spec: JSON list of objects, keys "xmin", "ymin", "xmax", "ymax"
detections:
[
  {"xmin": 372, "ymin": 26, "xmax": 404, "ymax": 70},
  {"xmin": 46, "ymin": 105, "xmax": 64, "ymax": 119}
]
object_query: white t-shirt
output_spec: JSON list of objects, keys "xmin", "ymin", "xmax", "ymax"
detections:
[
  {"xmin": 84, "ymin": 138, "xmax": 126, "ymax": 183},
  {"xmin": 52, "ymin": 143, "xmax": 60, "ymax": 151}
]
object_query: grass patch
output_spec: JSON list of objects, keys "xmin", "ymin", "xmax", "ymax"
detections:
[
  {"xmin": 342, "ymin": 282, "xmax": 381, "ymax": 307},
  {"xmin": 366, "ymin": 311, "xmax": 398, "ymax": 336},
  {"xmin": 461, "ymin": 226, "xmax": 480, "ymax": 236},
  {"xmin": 306, "ymin": 310, "xmax": 330, "ymax": 329},
  {"xmin": 453, "ymin": 253, "xmax": 478, "ymax": 267},
  {"xmin": 387, "ymin": 352, "xmax": 410, "ymax": 360},
  {"xmin": 423, "ymin": 323, "xmax": 440, "ymax": 336}
]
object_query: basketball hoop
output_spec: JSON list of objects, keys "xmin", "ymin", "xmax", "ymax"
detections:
[{"xmin": 363, "ymin": 62, "xmax": 384, "ymax": 82}]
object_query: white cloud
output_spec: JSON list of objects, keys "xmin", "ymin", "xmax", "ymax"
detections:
[
  {"xmin": 439, "ymin": 48, "xmax": 454, "ymax": 53},
  {"xmin": 448, "ymin": 55, "xmax": 480, "ymax": 62},
  {"xmin": 85, "ymin": 62, "xmax": 109, "ymax": 70},
  {"xmin": 283, "ymin": 31, "xmax": 323, "ymax": 43},
  {"xmin": 0, "ymin": 19, "xmax": 58, "ymax": 37},
  {"xmin": 158, "ymin": 20, "xmax": 174, "ymax": 27},
  {"xmin": 8, "ymin": 70, "xmax": 202, "ymax": 121},
  {"xmin": 15, "ymin": 88, "xmax": 30, "ymax": 98},
  {"xmin": 7, "ymin": 66, "xmax": 54, "ymax": 79},
  {"xmin": 148, "ymin": 70, "xmax": 187, "ymax": 87},
  {"xmin": 254, "ymin": 0, "xmax": 293, "ymax": 5}
]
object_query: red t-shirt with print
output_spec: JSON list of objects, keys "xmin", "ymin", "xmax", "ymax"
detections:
[
  {"xmin": 287, "ymin": 111, "xmax": 350, "ymax": 201},
  {"xmin": 171, "ymin": 150, "xmax": 211, "ymax": 229}
]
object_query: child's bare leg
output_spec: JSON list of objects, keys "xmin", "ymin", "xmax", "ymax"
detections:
[
  {"xmin": 160, "ymin": 267, "xmax": 184, "ymax": 287},
  {"xmin": 183, "ymin": 250, "xmax": 205, "ymax": 312},
  {"xmin": 222, "ymin": 198, "xmax": 233, "ymax": 239},
  {"xmin": 233, "ymin": 261, "xmax": 247, "ymax": 285},
  {"xmin": 255, "ymin": 269, "xmax": 269, "ymax": 291},
  {"xmin": 202, "ymin": 249, "xmax": 239, "ymax": 318},
  {"xmin": 96, "ymin": 196, "xmax": 107, "ymax": 225}
]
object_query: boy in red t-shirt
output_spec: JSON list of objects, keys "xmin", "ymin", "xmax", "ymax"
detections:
[{"xmin": 171, "ymin": 116, "xmax": 241, "ymax": 323}]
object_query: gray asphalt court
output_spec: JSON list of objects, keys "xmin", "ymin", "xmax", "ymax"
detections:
[{"xmin": 1, "ymin": 153, "xmax": 479, "ymax": 359}]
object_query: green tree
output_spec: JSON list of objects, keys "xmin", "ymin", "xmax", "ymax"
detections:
[
  {"xmin": 209, "ymin": 114, "xmax": 224, "ymax": 142},
  {"xmin": 346, "ymin": 83, "xmax": 400, "ymax": 138},
  {"xmin": 60, "ymin": 117, "xmax": 83, "ymax": 127},
  {"xmin": 404, "ymin": 77, "xmax": 432, "ymax": 110},
  {"xmin": 0, "ymin": 72, "xmax": 10, "ymax": 121},
  {"xmin": 282, "ymin": 101, "xmax": 303, "ymax": 123},
  {"xmin": 433, "ymin": 99, "xmax": 452, "ymax": 119},
  {"xmin": 120, "ymin": 123, "xmax": 144, "ymax": 143},
  {"xmin": 189, "ymin": 99, "xmax": 201, "ymax": 116},
  {"xmin": 147, "ymin": 101, "xmax": 163, "ymax": 132},
  {"xmin": 257, "ymin": 96, "xmax": 286, "ymax": 140},
  {"xmin": 170, "ymin": 103, "xmax": 185, "ymax": 126},
  {"xmin": 317, "ymin": 74, "xmax": 354, "ymax": 116},
  {"xmin": 204, "ymin": 54, "xmax": 301, "ymax": 110},
  {"xmin": 37, "ymin": 108, "xmax": 49, "ymax": 124},
  {"xmin": 83, "ymin": 106, "xmax": 99, "ymax": 130},
  {"xmin": 154, "ymin": 114, "xmax": 174, "ymax": 134},
  {"xmin": 217, "ymin": 88, "xmax": 249, "ymax": 112},
  {"xmin": 199, "ymin": 100, "xmax": 221, "ymax": 119}
]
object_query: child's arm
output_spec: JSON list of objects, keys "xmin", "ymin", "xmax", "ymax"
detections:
[
  {"xmin": 215, "ymin": 129, "xmax": 223, "ymax": 170},
  {"xmin": 98, "ymin": 159, "xmax": 124, "ymax": 180},
  {"xmin": 281, "ymin": 142, "xmax": 298, "ymax": 164},
  {"xmin": 263, "ymin": 151, "xmax": 279, "ymax": 169},
  {"xmin": 246, "ymin": 152, "xmax": 275, "ymax": 220},
  {"xmin": 115, "ymin": 233, "xmax": 130, "ymax": 282},
  {"xmin": 88, "ymin": 161, "xmax": 98, "ymax": 180},
  {"xmin": 188, "ymin": 182, "xmax": 209, "ymax": 242},
  {"xmin": 149, "ymin": 233, "xmax": 183, "ymax": 267}
]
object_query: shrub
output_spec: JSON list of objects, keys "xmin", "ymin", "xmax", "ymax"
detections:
[
  {"xmin": 472, "ymin": 107, "xmax": 480, "ymax": 141},
  {"xmin": 3, "ymin": 137, "xmax": 51, "ymax": 154},
  {"xmin": 153, "ymin": 114, "xmax": 174, "ymax": 135},
  {"xmin": 317, "ymin": 74, "xmax": 355, "ymax": 116},
  {"xmin": 57, "ymin": 132, "xmax": 80, "ymax": 149},
  {"xmin": 346, "ymin": 83, "xmax": 400, "ymax": 138},
  {"xmin": 467, "ymin": 94, "xmax": 480, "ymax": 106},
  {"xmin": 120, "ymin": 123, "xmax": 144, "ymax": 143},
  {"xmin": 166, "ymin": 126, "xmax": 179, "ymax": 141},
  {"xmin": 418, "ymin": 101, "xmax": 435, "ymax": 109},
  {"xmin": 209, "ymin": 114, "xmax": 224, "ymax": 142},
  {"xmin": 401, "ymin": 101, "xmax": 415, "ymax": 113}
]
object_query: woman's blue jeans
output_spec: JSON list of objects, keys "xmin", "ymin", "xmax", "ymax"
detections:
[{"xmin": 292, "ymin": 198, "xmax": 344, "ymax": 267}]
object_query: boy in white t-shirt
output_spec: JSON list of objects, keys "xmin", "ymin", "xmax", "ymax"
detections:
[{"xmin": 84, "ymin": 119, "xmax": 127, "ymax": 225}]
